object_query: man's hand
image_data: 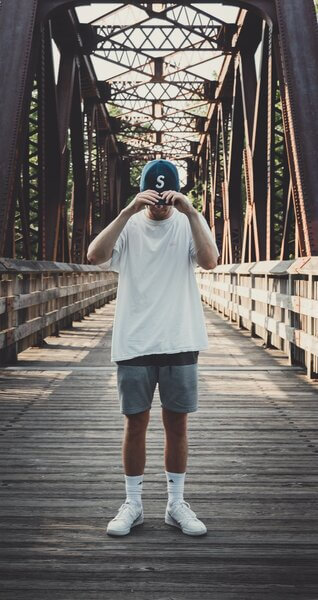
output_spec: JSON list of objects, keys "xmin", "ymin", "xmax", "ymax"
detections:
[
  {"xmin": 161, "ymin": 191, "xmax": 195, "ymax": 216},
  {"xmin": 160, "ymin": 190, "xmax": 218, "ymax": 269},
  {"xmin": 124, "ymin": 189, "xmax": 160, "ymax": 216},
  {"xmin": 87, "ymin": 191, "xmax": 159, "ymax": 264}
]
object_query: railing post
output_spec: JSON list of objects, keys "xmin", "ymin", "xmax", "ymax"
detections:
[
  {"xmin": 306, "ymin": 274, "xmax": 314, "ymax": 379},
  {"xmin": 229, "ymin": 271, "xmax": 234, "ymax": 324},
  {"xmin": 250, "ymin": 273, "xmax": 256, "ymax": 337},
  {"xmin": 74, "ymin": 271, "xmax": 81, "ymax": 322},
  {"xmin": 231, "ymin": 271, "xmax": 237, "ymax": 326},
  {"xmin": 279, "ymin": 276, "xmax": 286, "ymax": 352},
  {"xmin": 3, "ymin": 276, "xmax": 18, "ymax": 364},
  {"xmin": 237, "ymin": 272, "xmax": 243, "ymax": 330},
  {"xmin": 264, "ymin": 273, "xmax": 271, "ymax": 347},
  {"xmin": 36, "ymin": 272, "xmax": 45, "ymax": 347},
  {"xmin": 285, "ymin": 273, "xmax": 293, "ymax": 366},
  {"xmin": 211, "ymin": 270, "xmax": 215, "ymax": 311},
  {"xmin": 221, "ymin": 270, "xmax": 226, "ymax": 319},
  {"xmin": 54, "ymin": 272, "xmax": 60, "ymax": 337}
]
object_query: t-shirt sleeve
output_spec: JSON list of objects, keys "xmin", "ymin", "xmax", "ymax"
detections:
[
  {"xmin": 189, "ymin": 212, "xmax": 220, "ymax": 267},
  {"xmin": 101, "ymin": 227, "xmax": 127, "ymax": 273}
]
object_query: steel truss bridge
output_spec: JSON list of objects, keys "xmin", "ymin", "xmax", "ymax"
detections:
[
  {"xmin": 0, "ymin": 0, "xmax": 317, "ymax": 265},
  {"xmin": 0, "ymin": 1, "xmax": 317, "ymax": 364},
  {"xmin": 1, "ymin": 2, "xmax": 318, "ymax": 596},
  {"xmin": 0, "ymin": 1, "xmax": 317, "ymax": 370}
]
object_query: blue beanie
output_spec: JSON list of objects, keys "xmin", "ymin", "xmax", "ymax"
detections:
[{"xmin": 140, "ymin": 159, "xmax": 180, "ymax": 192}]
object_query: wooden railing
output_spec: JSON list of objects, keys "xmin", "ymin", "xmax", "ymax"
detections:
[
  {"xmin": 2, "ymin": 257, "xmax": 318, "ymax": 378},
  {"xmin": 0, "ymin": 259, "xmax": 118, "ymax": 364},
  {"xmin": 196, "ymin": 258, "xmax": 318, "ymax": 379}
]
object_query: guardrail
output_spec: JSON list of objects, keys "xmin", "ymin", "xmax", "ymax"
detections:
[
  {"xmin": 196, "ymin": 258, "xmax": 318, "ymax": 379},
  {"xmin": 0, "ymin": 259, "xmax": 118, "ymax": 364},
  {"xmin": 2, "ymin": 257, "xmax": 318, "ymax": 378}
]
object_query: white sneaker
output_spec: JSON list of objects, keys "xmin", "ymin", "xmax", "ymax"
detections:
[
  {"xmin": 107, "ymin": 501, "xmax": 144, "ymax": 536},
  {"xmin": 165, "ymin": 500, "xmax": 207, "ymax": 536}
]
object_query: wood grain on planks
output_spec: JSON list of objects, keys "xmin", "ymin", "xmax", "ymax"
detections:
[{"xmin": 0, "ymin": 300, "xmax": 318, "ymax": 599}]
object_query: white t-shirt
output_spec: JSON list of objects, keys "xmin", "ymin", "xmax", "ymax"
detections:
[{"xmin": 104, "ymin": 207, "xmax": 219, "ymax": 362}]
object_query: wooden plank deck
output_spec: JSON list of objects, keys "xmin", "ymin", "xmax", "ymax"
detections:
[{"xmin": 0, "ymin": 300, "xmax": 318, "ymax": 599}]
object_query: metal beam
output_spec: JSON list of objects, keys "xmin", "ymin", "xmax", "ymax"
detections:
[
  {"xmin": 0, "ymin": 0, "xmax": 39, "ymax": 256},
  {"xmin": 39, "ymin": 1, "xmax": 277, "ymax": 27},
  {"xmin": 274, "ymin": 0, "xmax": 318, "ymax": 255},
  {"xmin": 227, "ymin": 65, "xmax": 244, "ymax": 262},
  {"xmin": 38, "ymin": 22, "xmax": 62, "ymax": 260},
  {"xmin": 70, "ymin": 65, "xmax": 89, "ymax": 263}
]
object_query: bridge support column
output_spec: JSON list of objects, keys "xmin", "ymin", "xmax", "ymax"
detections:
[
  {"xmin": 274, "ymin": 0, "xmax": 318, "ymax": 256},
  {"xmin": 0, "ymin": 0, "xmax": 39, "ymax": 257}
]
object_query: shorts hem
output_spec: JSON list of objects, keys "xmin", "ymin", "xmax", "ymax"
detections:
[
  {"xmin": 121, "ymin": 407, "xmax": 151, "ymax": 415},
  {"xmin": 160, "ymin": 405, "xmax": 198, "ymax": 414}
]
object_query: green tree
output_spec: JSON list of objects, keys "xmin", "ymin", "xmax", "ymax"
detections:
[{"xmin": 188, "ymin": 180, "xmax": 203, "ymax": 212}]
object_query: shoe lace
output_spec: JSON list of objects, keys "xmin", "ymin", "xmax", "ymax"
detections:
[
  {"xmin": 113, "ymin": 502, "xmax": 138, "ymax": 521},
  {"xmin": 174, "ymin": 501, "xmax": 197, "ymax": 522}
]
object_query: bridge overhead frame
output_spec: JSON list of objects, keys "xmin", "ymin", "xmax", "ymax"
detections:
[{"xmin": 0, "ymin": 1, "xmax": 317, "ymax": 264}]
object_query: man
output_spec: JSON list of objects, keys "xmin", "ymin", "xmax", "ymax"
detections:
[{"xmin": 87, "ymin": 159, "xmax": 219, "ymax": 537}]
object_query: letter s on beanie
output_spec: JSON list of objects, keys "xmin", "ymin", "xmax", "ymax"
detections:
[
  {"xmin": 156, "ymin": 174, "xmax": 165, "ymax": 189},
  {"xmin": 140, "ymin": 159, "xmax": 180, "ymax": 192}
]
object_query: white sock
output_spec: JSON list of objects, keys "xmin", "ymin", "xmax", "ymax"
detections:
[
  {"xmin": 125, "ymin": 474, "xmax": 143, "ymax": 506},
  {"xmin": 165, "ymin": 471, "xmax": 185, "ymax": 505}
]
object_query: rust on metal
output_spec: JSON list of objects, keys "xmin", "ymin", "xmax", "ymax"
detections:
[{"xmin": 0, "ymin": 1, "xmax": 317, "ymax": 263}]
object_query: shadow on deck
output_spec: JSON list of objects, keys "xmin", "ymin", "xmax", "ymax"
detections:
[{"xmin": 0, "ymin": 301, "xmax": 318, "ymax": 599}]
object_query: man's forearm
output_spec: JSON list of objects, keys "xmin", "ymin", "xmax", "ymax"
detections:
[
  {"xmin": 87, "ymin": 207, "xmax": 132, "ymax": 265},
  {"xmin": 187, "ymin": 209, "xmax": 218, "ymax": 270}
]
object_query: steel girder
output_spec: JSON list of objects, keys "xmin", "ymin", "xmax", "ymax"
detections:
[
  {"xmin": 274, "ymin": 0, "xmax": 318, "ymax": 255},
  {"xmin": 0, "ymin": 2, "xmax": 124, "ymax": 262},
  {"xmin": 38, "ymin": 1, "xmax": 278, "ymax": 26},
  {"xmin": 198, "ymin": 1, "xmax": 318, "ymax": 261},
  {"xmin": 0, "ymin": 0, "xmax": 39, "ymax": 257},
  {"xmin": 0, "ymin": 0, "xmax": 317, "ymax": 263}
]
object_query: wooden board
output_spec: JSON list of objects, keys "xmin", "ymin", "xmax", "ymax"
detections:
[{"xmin": 0, "ymin": 301, "xmax": 318, "ymax": 599}]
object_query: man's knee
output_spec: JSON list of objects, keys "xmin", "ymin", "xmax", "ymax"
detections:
[
  {"xmin": 162, "ymin": 407, "xmax": 188, "ymax": 436},
  {"xmin": 125, "ymin": 409, "xmax": 150, "ymax": 436}
]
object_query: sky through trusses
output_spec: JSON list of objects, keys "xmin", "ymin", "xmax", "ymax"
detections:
[{"xmin": 74, "ymin": 3, "xmax": 240, "ymax": 163}]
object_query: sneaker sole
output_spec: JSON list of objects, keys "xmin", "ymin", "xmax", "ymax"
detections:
[
  {"xmin": 107, "ymin": 513, "xmax": 144, "ymax": 537},
  {"xmin": 165, "ymin": 512, "xmax": 207, "ymax": 536}
]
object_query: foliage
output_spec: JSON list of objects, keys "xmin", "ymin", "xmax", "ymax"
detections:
[
  {"xmin": 107, "ymin": 104, "xmax": 122, "ymax": 118},
  {"xmin": 188, "ymin": 180, "xmax": 203, "ymax": 212}
]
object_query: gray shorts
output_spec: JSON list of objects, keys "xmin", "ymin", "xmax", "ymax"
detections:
[{"xmin": 116, "ymin": 363, "xmax": 198, "ymax": 415}]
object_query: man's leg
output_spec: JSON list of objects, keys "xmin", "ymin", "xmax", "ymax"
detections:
[
  {"xmin": 107, "ymin": 410, "xmax": 150, "ymax": 537},
  {"xmin": 123, "ymin": 409, "xmax": 150, "ymax": 475},
  {"xmin": 162, "ymin": 407, "xmax": 188, "ymax": 506},
  {"xmin": 159, "ymin": 365, "xmax": 195, "ymax": 507},
  {"xmin": 159, "ymin": 363, "xmax": 207, "ymax": 536},
  {"xmin": 117, "ymin": 365, "xmax": 156, "ymax": 506},
  {"xmin": 107, "ymin": 361, "xmax": 156, "ymax": 537},
  {"xmin": 161, "ymin": 407, "xmax": 206, "ymax": 535},
  {"xmin": 162, "ymin": 407, "xmax": 188, "ymax": 473}
]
